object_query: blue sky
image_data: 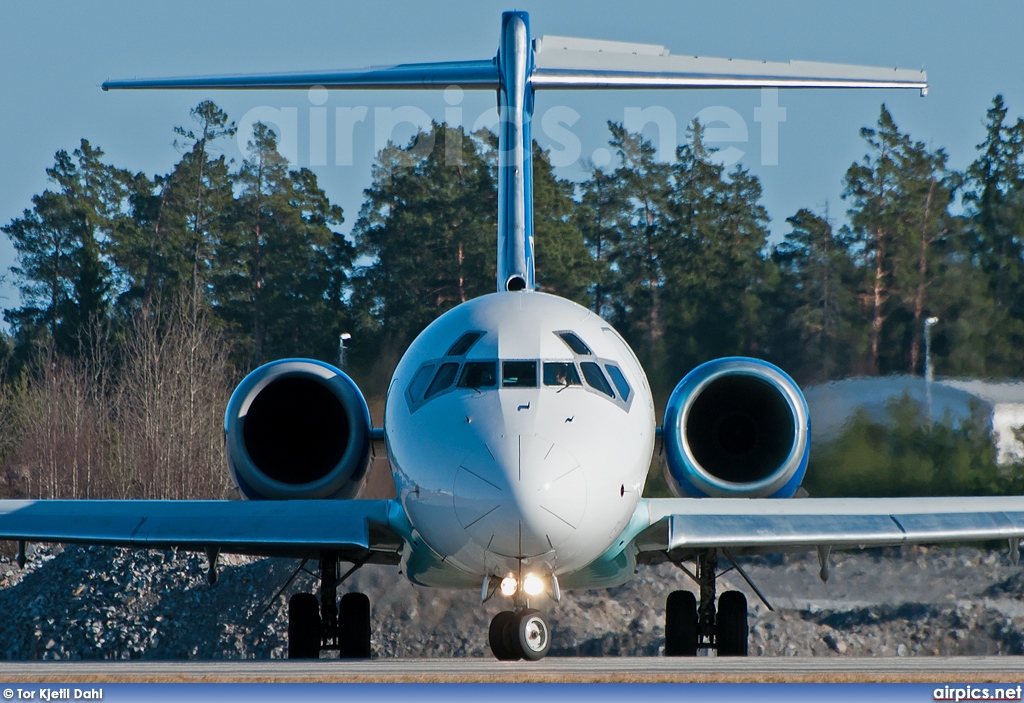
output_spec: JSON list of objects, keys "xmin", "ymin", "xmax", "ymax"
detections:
[{"xmin": 2, "ymin": 1, "xmax": 1023, "ymax": 321}]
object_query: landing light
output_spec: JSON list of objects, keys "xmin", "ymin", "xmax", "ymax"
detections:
[
  {"xmin": 523, "ymin": 573, "xmax": 545, "ymax": 596},
  {"xmin": 500, "ymin": 576, "xmax": 518, "ymax": 597}
]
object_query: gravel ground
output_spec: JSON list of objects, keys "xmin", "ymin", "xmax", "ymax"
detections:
[{"xmin": 1, "ymin": 544, "xmax": 1022, "ymax": 660}]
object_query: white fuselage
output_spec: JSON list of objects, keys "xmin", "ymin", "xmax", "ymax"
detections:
[{"xmin": 385, "ymin": 291, "xmax": 656, "ymax": 588}]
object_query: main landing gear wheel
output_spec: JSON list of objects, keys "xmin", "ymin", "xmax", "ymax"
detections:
[
  {"xmin": 286, "ymin": 552, "xmax": 374, "ymax": 660},
  {"xmin": 287, "ymin": 592, "xmax": 321, "ymax": 659},
  {"xmin": 338, "ymin": 592, "xmax": 372, "ymax": 659},
  {"xmin": 716, "ymin": 590, "xmax": 749, "ymax": 656},
  {"xmin": 664, "ymin": 590, "xmax": 698, "ymax": 656},
  {"xmin": 666, "ymin": 550, "xmax": 752, "ymax": 657}
]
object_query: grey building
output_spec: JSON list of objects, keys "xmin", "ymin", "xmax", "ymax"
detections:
[{"xmin": 806, "ymin": 376, "xmax": 1024, "ymax": 464}]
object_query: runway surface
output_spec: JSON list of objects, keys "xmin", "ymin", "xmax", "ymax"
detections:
[{"xmin": 2, "ymin": 657, "xmax": 1024, "ymax": 683}]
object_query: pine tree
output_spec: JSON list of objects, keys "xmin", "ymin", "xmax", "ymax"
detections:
[
  {"xmin": 964, "ymin": 94, "xmax": 1024, "ymax": 307},
  {"xmin": 602, "ymin": 122, "xmax": 672, "ymax": 376},
  {"xmin": 264, "ymin": 166, "xmax": 351, "ymax": 362},
  {"xmin": 174, "ymin": 103, "xmax": 238, "ymax": 302},
  {"xmin": 893, "ymin": 137, "xmax": 956, "ymax": 375},
  {"xmin": 3, "ymin": 141, "xmax": 132, "ymax": 357},
  {"xmin": 215, "ymin": 122, "xmax": 292, "ymax": 366},
  {"xmin": 843, "ymin": 106, "xmax": 906, "ymax": 374},
  {"xmin": 3, "ymin": 189, "xmax": 81, "ymax": 344},
  {"xmin": 775, "ymin": 208, "xmax": 860, "ymax": 379},
  {"xmin": 211, "ymin": 122, "xmax": 350, "ymax": 367},
  {"xmin": 109, "ymin": 170, "xmax": 161, "ymax": 315},
  {"xmin": 958, "ymin": 95, "xmax": 1024, "ymax": 375},
  {"xmin": 352, "ymin": 123, "xmax": 495, "ymax": 348},
  {"xmin": 576, "ymin": 164, "xmax": 621, "ymax": 317},
  {"xmin": 844, "ymin": 106, "xmax": 961, "ymax": 376},
  {"xmin": 107, "ymin": 102, "xmax": 237, "ymax": 323},
  {"xmin": 531, "ymin": 143, "xmax": 593, "ymax": 305},
  {"xmin": 661, "ymin": 122, "xmax": 775, "ymax": 376}
]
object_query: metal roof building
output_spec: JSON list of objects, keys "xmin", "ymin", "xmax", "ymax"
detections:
[{"xmin": 805, "ymin": 376, "xmax": 1024, "ymax": 464}]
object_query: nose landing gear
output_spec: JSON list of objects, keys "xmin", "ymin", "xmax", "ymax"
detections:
[{"xmin": 489, "ymin": 608, "xmax": 551, "ymax": 660}]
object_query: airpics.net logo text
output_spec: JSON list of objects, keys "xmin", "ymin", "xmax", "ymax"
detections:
[
  {"xmin": 233, "ymin": 86, "xmax": 787, "ymax": 170},
  {"xmin": 934, "ymin": 685, "xmax": 1024, "ymax": 701}
]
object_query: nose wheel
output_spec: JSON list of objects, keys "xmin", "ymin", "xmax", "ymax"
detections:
[{"xmin": 489, "ymin": 609, "xmax": 551, "ymax": 660}]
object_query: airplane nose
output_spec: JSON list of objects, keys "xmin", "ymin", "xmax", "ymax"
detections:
[{"xmin": 453, "ymin": 435, "xmax": 586, "ymax": 558}]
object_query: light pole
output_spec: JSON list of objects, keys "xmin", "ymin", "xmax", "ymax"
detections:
[
  {"xmin": 338, "ymin": 332, "xmax": 352, "ymax": 371},
  {"xmin": 924, "ymin": 316, "xmax": 939, "ymax": 383},
  {"xmin": 924, "ymin": 316, "xmax": 939, "ymax": 422}
]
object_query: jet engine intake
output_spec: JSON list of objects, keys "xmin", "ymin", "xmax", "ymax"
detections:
[
  {"xmin": 662, "ymin": 357, "xmax": 809, "ymax": 498},
  {"xmin": 224, "ymin": 359, "xmax": 371, "ymax": 500}
]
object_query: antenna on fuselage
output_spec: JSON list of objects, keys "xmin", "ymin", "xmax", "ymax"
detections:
[{"xmin": 102, "ymin": 11, "xmax": 927, "ymax": 294}]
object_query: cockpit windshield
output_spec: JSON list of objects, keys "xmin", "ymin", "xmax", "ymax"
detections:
[
  {"xmin": 459, "ymin": 361, "xmax": 498, "ymax": 389},
  {"xmin": 502, "ymin": 361, "xmax": 538, "ymax": 388},
  {"xmin": 407, "ymin": 356, "xmax": 631, "ymax": 412},
  {"xmin": 580, "ymin": 361, "xmax": 614, "ymax": 398},
  {"xmin": 425, "ymin": 362, "xmax": 460, "ymax": 398},
  {"xmin": 543, "ymin": 362, "xmax": 581, "ymax": 387}
]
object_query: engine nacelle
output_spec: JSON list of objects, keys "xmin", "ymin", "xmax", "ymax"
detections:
[
  {"xmin": 662, "ymin": 357, "xmax": 810, "ymax": 498},
  {"xmin": 224, "ymin": 359, "xmax": 371, "ymax": 500}
]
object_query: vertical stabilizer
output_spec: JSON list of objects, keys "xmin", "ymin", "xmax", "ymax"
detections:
[{"xmin": 496, "ymin": 11, "xmax": 536, "ymax": 292}]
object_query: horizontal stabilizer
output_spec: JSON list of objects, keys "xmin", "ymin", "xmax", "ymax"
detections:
[
  {"xmin": 103, "ymin": 37, "xmax": 927, "ymax": 96},
  {"xmin": 532, "ymin": 35, "xmax": 928, "ymax": 95},
  {"xmin": 103, "ymin": 60, "xmax": 499, "ymax": 91}
]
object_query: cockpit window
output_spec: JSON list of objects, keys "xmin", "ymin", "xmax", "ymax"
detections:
[
  {"xmin": 408, "ymin": 364, "xmax": 436, "ymax": 401},
  {"xmin": 557, "ymin": 331, "xmax": 592, "ymax": 355},
  {"xmin": 459, "ymin": 361, "xmax": 497, "ymax": 389},
  {"xmin": 425, "ymin": 362, "xmax": 460, "ymax": 399},
  {"xmin": 543, "ymin": 362, "xmax": 581, "ymax": 387},
  {"xmin": 502, "ymin": 361, "xmax": 538, "ymax": 388},
  {"xmin": 446, "ymin": 331, "xmax": 484, "ymax": 357},
  {"xmin": 605, "ymin": 364, "xmax": 631, "ymax": 401},
  {"xmin": 580, "ymin": 361, "xmax": 614, "ymax": 398}
]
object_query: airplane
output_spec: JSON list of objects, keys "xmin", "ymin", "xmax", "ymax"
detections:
[{"xmin": 2, "ymin": 10, "xmax": 1021, "ymax": 662}]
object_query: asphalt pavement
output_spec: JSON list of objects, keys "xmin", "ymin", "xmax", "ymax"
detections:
[{"xmin": 1, "ymin": 657, "xmax": 1024, "ymax": 683}]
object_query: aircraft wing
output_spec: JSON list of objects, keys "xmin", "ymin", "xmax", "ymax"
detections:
[
  {"xmin": 0, "ymin": 499, "xmax": 404, "ymax": 563},
  {"xmin": 637, "ymin": 496, "xmax": 1024, "ymax": 554},
  {"xmin": 531, "ymin": 35, "xmax": 928, "ymax": 95}
]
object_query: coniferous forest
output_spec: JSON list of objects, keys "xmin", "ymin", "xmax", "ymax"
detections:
[{"xmin": 2, "ymin": 96, "xmax": 1024, "ymax": 500}]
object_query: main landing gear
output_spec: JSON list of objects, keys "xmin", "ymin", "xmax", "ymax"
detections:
[
  {"xmin": 287, "ymin": 550, "xmax": 372, "ymax": 659},
  {"xmin": 489, "ymin": 608, "xmax": 551, "ymax": 660},
  {"xmin": 665, "ymin": 549, "xmax": 751, "ymax": 656}
]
